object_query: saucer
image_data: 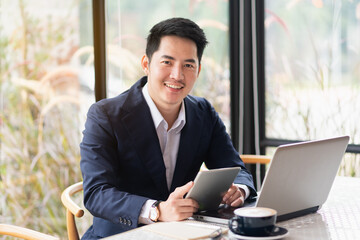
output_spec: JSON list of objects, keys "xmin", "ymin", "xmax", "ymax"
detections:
[{"xmin": 228, "ymin": 226, "xmax": 289, "ymax": 240}]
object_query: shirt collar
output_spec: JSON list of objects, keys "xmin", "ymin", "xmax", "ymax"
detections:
[
  {"xmin": 173, "ymin": 101, "xmax": 186, "ymax": 133},
  {"xmin": 142, "ymin": 83, "xmax": 186, "ymax": 132}
]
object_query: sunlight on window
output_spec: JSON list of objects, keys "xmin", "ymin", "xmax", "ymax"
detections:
[
  {"xmin": 0, "ymin": 0, "xmax": 93, "ymax": 237},
  {"xmin": 105, "ymin": 0, "xmax": 231, "ymax": 130},
  {"xmin": 265, "ymin": 0, "xmax": 360, "ymax": 176}
]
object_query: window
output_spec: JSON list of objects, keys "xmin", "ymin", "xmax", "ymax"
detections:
[
  {"xmin": 264, "ymin": 0, "xmax": 360, "ymax": 176},
  {"xmin": 0, "ymin": 0, "xmax": 93, "ymax": 236},
  {"xmin": 105, "ymin": 0, "xmax": 231, "ymax": 128}
]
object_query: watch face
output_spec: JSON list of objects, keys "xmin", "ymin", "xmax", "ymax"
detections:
[
  {"xmin": 150, "ymin": 208, "xmax": 157, "ymax": 219},
  {"xmin": 149, "ymin": 200, "xmax": 161, "ymax": 222}
]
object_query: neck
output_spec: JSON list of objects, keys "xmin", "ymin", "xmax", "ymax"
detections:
[{"xmin": 155, "ymin": 103, "xmax": 181, "ymax": 130}]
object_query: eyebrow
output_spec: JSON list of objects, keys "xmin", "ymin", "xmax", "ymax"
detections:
[{"xmin": 161, "ymin": 55, "xmax": 197, "ymax": 63}]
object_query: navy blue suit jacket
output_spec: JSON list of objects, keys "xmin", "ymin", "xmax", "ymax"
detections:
[{"xmin": 80, "ymin": 77, "xmax": 256, "ymax": 239}]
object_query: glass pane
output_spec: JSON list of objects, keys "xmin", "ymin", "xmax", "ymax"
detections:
[
  {"xmin": 0, "ymin": 0, "xmax": 93, "ymax": 236},
  {"xmin": 265, "ymin": 1, "xmax": 360, "ymax": 145},
  {"xmin": 105, "ymin": 0, "xmax": 231, "ymax": 129}
]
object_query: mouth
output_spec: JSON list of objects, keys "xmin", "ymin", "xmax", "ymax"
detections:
[{"xmin": 164, "ymin": 83, "xmax": 184, "ymax": 90}]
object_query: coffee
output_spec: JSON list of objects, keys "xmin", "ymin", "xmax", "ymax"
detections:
[
  {"xmin": 229, "ymin": 207, "xmax": 277, "ymax": 237},
  {"xmin": 234, "ymin": 207, "xmax": 276, "ymax": 217}
]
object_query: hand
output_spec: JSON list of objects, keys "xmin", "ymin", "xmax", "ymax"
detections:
[
  {"xmin": 221, "ymin": 184, "xmax": 245, "ymax": 207},
  {"xmin": 158, "ymin": 181, "xmax": 199, "ymax": 222}
]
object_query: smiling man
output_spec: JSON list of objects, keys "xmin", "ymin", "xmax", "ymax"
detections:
[{"xmin": 80, "ymin": 17, "xmax": 256, "ymax": 239}]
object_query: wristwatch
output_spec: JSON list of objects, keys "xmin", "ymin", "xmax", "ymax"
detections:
[{"xmin": 149, "ymin": 200, "xmax": 162, "ymax": 222}]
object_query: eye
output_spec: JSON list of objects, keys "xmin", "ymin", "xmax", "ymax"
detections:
[
  {"xmin": 161, "ymin": 60, "xmax": 171, "ymax": 65},
  {"xmin": 185, "ymin": 63, "xmax": 195, "ymax": 68}
]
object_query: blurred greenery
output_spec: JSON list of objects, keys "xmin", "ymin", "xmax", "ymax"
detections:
[
  {"xmin": 264, "ymin": 0, "xmax": 360, "ymax": 176},
  {"xmin": 0, "ymin": 0, "xmax": 87, "ymax": 238}
]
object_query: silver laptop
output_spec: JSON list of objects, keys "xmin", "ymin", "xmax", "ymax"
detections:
[{"xmin": 192, "ymin": 136, "xmax": 350, "ymax": 225}]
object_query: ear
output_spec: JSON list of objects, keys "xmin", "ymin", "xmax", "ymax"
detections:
[
  {"xmin": 197, "ymin": 63, "xmax": 202, "ymax": 77},
  {"xmin": 141, "ymin": 55, "xmax": 150, "ymax": 75}
]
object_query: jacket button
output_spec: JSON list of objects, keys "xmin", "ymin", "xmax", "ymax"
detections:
[
  {"xmin": 119, "ymin": 217, "xmax": 123, "ymax": 223},
  {"xmin": 127, "ymin": 219, "xmax": 132, "ymax": 226}
]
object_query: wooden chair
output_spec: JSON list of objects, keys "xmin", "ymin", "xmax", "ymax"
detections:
[
  {"xmin": 61, "ymin": 181, "xmax": 84, "ymax": 240},
  {"xmin": 0, "ymin": 224, "xmax": 59, "ymax": 240},
  {"xmin": 240, "ymin": 154, "xmax": 271, "ymax": 165}
]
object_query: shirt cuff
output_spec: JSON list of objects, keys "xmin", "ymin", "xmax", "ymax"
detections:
[
  {"xmin": 235, "ymin": 184, "xmax": 250, "ymax": 200},
  {"xmin": 139, "ymin": 199, "xmax": 156, "ymax": 225}
]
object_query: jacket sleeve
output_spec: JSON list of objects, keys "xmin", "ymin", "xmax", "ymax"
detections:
[
  {"xmin": 201, "ymin": 99, "xmax": 257, "ymax": 199},
  {"xmin": 80, "ymin": 103, "xmax": 148, "ymax": 231}
]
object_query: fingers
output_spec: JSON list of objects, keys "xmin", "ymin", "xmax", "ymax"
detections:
[
  {"xmin": 222, "ymin": 184, "xmax": 237, "ymax": 202},
  {"xmin": 222, "ymin": 184, "xmax": 245, "ymax": 207},
  {"xmin": 171, "ymin": 181, "xmax": 194, "ymax": 199},
  {"xmin": 230, "ymin": 196, "xmax": 244, "ymax": 207},
  {"xmin": 158, "ymin": 182, "xmax": 199, "ymax": 222},
  {"xmin": 158, "ymin": 197, "xmax": 199, "ymax": 221}
]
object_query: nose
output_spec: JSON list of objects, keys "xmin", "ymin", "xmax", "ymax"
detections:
[{"xmin": 170, "ymin": 64, "xmax": 184, "ymax": 80}]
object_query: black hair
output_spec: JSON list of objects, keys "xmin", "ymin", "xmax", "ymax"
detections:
[{"xmin": 146, "ymin": 17, "xmax": 208, "ymax": 63}]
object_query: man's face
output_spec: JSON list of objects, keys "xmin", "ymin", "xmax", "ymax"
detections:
[{"xmin": 141, "ymin": 35, "xmax": 201, "ymax": 112}]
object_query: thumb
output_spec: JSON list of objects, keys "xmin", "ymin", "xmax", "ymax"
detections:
[{"xmin": 172, "ymin": 181, "xmax": 194, "ymax": 199}]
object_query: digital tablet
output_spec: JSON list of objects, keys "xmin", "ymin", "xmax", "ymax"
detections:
[{"xmin": 185, "ymin": 167, "xmax": 241, "ymax": 211}]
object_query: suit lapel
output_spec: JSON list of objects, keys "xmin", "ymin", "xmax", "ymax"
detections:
[
  {"xmin": 121, "ymin": 78, "xmax": 169, "ymax": 198},
  {"xmin": 170, "ymin": 97, "xmax": 204, "ymax": 192}
]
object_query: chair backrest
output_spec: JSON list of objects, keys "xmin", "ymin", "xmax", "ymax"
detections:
[
  {"xmin": 0, "ymin": 224, "xmax": 59, "ymax": 240},
  {"xmin": 61, "ymin": 181, "xmax": 84, "ymax": 240},
  {"xmin": 240, "ymin": 154, "xmax": 271, "ymax": 165}
]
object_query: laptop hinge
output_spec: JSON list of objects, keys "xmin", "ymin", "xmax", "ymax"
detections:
[{"xmin": 276, "ymin": 206, "xmax": 319, "ymax": 222}]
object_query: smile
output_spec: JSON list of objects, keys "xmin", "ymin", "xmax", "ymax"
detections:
[{"xmin": 165, "ymin": 83, "xmax": 184, "ymax": 89}]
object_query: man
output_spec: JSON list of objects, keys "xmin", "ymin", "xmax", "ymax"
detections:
[{"xmin": 80, "ymin": 17, "xmax": 256, "ymax": 239}]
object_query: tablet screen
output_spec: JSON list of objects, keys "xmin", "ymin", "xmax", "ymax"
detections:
[{"xmin": 185, "ymin": 167, "xmax": 241, "ymax": 211}]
